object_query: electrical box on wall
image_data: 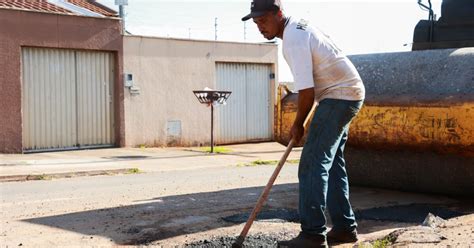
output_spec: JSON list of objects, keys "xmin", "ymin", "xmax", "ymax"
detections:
[{"xmin": 124, "ymin": 73, "xmax": 133, "ymax": 88}]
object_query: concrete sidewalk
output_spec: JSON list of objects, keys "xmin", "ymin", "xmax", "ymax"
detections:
[{"xmin": 0, "ymin": 142, "xmax": 302, "ymax": 182}]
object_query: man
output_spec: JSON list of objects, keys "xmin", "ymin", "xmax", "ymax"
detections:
[{"xmin": 242, "ymin": 0, "xmax": 365, "ymax": 247}]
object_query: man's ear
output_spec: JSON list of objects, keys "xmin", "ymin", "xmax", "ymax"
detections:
[{"xmin": 277, "ymin": 10, "xmax": 283, "ymax": 19}]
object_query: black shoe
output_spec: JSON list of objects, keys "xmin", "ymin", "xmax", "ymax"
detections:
[
  {"xmin": 327, "ymin": 228, "xmax": 358, "ymax": 243},
  {"xmin": 278, "ymin": 232, "xmax": 327, "ymax": 248}
]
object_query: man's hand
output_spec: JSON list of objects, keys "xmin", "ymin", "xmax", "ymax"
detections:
[
  {"xmin": 290, "ymin": 123, "xmax": 305, "ymax": 143},
  {"xmin": 290, "ymin": 87, "xmax": 315, "ymax": 143}
]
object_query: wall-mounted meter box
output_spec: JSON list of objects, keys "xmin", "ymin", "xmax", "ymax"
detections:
[{"xmin": 124, "ymin": 73, "xmax": 133, "ymax": 88}]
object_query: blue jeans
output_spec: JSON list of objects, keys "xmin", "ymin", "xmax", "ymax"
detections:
[{"xmin": 298, "ymin": 98, "xmax": 363, "ymax": 235}]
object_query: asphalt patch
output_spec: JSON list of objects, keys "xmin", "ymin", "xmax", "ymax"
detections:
[
  {"xmin": 222, "ymin": 204, "xmax": 464, "ymax": 225},
  {"xmin": 222, "ymin": 208, "xmax": 299, "ymax": 223},
  {"xmin": 355, "ymin": 203, "xmax": 464, "ymax": 223},
  {"xmin": 184, "ymin": 234, "xmax": 283, "ymax": 248}
]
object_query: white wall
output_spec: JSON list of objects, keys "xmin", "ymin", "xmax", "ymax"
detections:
[{"xmin": 123, "ymin": 35, "xmax": 278, "ymax": 147}]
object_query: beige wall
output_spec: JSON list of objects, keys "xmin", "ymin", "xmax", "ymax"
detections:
[{"xmin": 123, "ymin": 35, "xmax": 278, "ymax": 147}]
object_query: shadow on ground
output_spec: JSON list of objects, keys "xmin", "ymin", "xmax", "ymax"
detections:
[
  {"xmin": 23, "ymin": 184, "xmax": 297, "ymax": 245},
  {"xmin": 222, "ymin": 203, "xmax": 465, "ymax": 224},
  {"xmin": 22, "ymin": 183, "xmax": 473, "ymax": 245}
]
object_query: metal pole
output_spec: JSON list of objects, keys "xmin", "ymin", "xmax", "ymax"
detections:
[
  {"xmin": 211, "ymin": 103, "xmax": 214, "ymax": 153},
  {"xmin": 119, "ymin": 5, "xmax": 125, "ymax": 34},
  {"xmin": 244, "ymin": 22, "xmax": 247, "ymax": 41},
  {"xmin": 214, "ymin": 17, "xmax": 218, "ymax": 41}
]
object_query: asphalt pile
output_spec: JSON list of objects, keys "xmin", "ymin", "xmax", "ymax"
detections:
[{"xmin": 184, "ymin": 233, "xmax": 291, "ymax": 248}]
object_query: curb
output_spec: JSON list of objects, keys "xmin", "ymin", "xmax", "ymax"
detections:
[{"xmin": 0, "ymin": 168, "xmax": 141, "ymax": 183}]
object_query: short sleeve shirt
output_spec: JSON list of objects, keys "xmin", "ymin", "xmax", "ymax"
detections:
[{"xmin": 282, "ymin": 17, "xmax": 365, "ymax": 101}]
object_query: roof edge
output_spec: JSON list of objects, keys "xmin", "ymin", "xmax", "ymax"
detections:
[
  {"xmin": 88, "ymin": 0, "xmax": 117, "ymax": 15},
  {"xmin": 124, "ymin": 34, "xmax": 278, "ymax": 47},
  {"xmin": 48, "ymin": 0, "xmax": 104, "ymax": 17},
  {"xmin": 0, "ymin": 6, "xmax": 120, "ymax": 20}
]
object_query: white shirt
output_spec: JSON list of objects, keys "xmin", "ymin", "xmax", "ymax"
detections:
[{"xmin": 282, "ymin": 17, "xmax": 365, "ymax": 101}]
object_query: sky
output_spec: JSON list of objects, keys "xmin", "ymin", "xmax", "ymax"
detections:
[{"xmin": 98, "ymin": 0, "xmax": 442, "ymax": 82}]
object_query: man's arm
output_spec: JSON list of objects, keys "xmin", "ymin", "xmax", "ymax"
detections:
[{"xmin": 290, "ymin": 87, "xmax": 314, "ymax": 143}]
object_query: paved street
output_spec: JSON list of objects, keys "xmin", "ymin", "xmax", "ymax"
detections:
[{"xmin": 1, "ymin": 143, "xmax": 473, "ymax": 247}]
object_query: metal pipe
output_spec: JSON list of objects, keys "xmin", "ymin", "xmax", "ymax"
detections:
[
  {"xmin": 211, "ymin": 104, "xmax": 214, "ymax": 153},
  {"xmin": 417, "ymin": 0, "xmax": 434, "ymax": 45},
  {"xmin": 214, "ymin": 17, "xmax": 218, "ymax": 41},
  {"xmin": 119, "ymin": 5, "xmax": 125, "ymax": 34}
]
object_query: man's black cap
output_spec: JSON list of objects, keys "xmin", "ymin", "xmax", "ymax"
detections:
[{"xmin": 241, "ymin": 0, "xmax": 282, "ymax": 21}]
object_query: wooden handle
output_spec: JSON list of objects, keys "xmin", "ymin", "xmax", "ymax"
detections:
[
  {"xmin": 234, "ymin": 103, "xmax": 316, "ymax": 247},
  {"xmin": 235, "ymin": 139, "xmax": 296, "ymax": 244}
]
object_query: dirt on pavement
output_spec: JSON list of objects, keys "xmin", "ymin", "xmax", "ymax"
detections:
[{"xmin": 1, "ymin": 147, "xmax": 473, "ymax": 247}]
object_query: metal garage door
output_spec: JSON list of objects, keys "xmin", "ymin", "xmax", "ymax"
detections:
[
  {"xmin": 215, "ymin": 63, "xmax": 273, "ymax": 144},
  {"xmin": 21, "ymin": 47, "xmax": 115, "ymax": 152}
]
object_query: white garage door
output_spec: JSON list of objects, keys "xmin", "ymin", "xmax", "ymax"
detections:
[
  {"xmin": 21, "ymin": 47, "xmax": 115, "ymax": 152},
  {"xmin": 215, "ymin": 63, "xmax": 273, "ymax": 144}
]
